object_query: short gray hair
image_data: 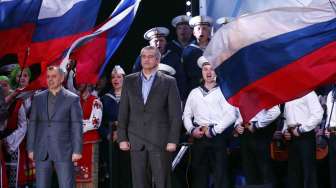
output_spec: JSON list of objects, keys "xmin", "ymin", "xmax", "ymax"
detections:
[
  {"xmin": 47, "ymin": 66, "xmax": 65, "ymax": 76},
  {"xmin": 140, "ymin": 46, "xmax": 161, "ymax": 60}
]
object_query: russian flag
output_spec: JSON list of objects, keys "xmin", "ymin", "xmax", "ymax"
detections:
[
  {"xmin": 62, "ymin": 0, "xmax": 141, "ymax": 84},
  {"xmin": 0, "ymin": 0, "xmax": 42, "ymax": 59},
  {"xmin": 204, "ymin": 0, "xmax": 336, "ymax": 121},
  {"xmin": 22, "ymin": 0, "xmax": 101, "ymax": 67},
  {"xmin": 3, "ymin": 0, "xmax": 101, "ymax": 91}
]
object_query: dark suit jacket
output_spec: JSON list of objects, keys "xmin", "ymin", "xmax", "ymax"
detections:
[
  {"xmin": 27, "ymin": 88, "xmax": 83, "ymax": 161},
  {"xmin": 117, "ymin": 71, "xmax": 182, "ymax": 151}
]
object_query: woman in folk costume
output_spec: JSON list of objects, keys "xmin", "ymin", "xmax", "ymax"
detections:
[
  {"xmin": 75, "ymin": 83, "xmax": 102, "ymax": 188},
  {"xmin": 99, "ymin": 65, "xmax": 132, "ymax": 188},
  {"xmin": 4, "ymin": 66, "xmax": 35, "ymax": 187}
]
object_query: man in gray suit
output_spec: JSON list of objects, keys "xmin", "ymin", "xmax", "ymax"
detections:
[
  {"xmin": 117, "ymin": 46, "xmax": 182, "ymax": 188},
  {"xmin": 27, "ymin": 66, "xmax": 83, "ymax": 188}
]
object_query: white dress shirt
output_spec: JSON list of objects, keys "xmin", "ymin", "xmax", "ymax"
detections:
[
  {"xmin": 283, "ymin": 91, "xmax": 323, "ymax": 133},
  {"xmin": 251, "ymin": 106, "xmax": 281, "ymax": 128},
  {"xmin": 235, "ymin": 106, "xmax": 281, "ymax": 128},
  {"xmin": 183, "ymin": 86, "xmax": 237, "ymax": 136}
]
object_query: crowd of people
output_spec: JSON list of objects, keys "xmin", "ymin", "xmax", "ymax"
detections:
[{"xmin": 0, "ymin": 14, "xmax": 335, "ymax": 188}]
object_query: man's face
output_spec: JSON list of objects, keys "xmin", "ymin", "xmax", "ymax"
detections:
[
  {"xmin": 193, "ymin": 24, "xmax": 210, "ymax": 41},
  {"xmin": 47, "ymin": 69, "xmax": 64, "ymax": 90},
  {"xmin": 0, "ymin": 80, "xmax": 10, "ymax": 95},
  {"xmin": 149, "ymin": 37, "xmax": 167, "ymax": 54},
  {"xmin": 176, "ymin": 23, "xmax": 192, "ymax": 42},
  {"xmin": 141, "ymin": 49, "xmax": 159, "ymax": 71},
  {"xmin": 202, "ymin": 64, "xmax": 216, "ymax": 84}
]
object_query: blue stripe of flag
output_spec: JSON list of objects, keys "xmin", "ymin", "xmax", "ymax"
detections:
[
  {"xmin": 98, "ymin": 0, "xmax": 138, "ymax": 76},
  {"xmin": 0, "ymin": 0, "xmax": 42, "ymax": 29}
]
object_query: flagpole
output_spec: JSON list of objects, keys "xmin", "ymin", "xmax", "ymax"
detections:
[{"xmin": 16, "ymin": 47, "xmax": 30, "ymax": 89}]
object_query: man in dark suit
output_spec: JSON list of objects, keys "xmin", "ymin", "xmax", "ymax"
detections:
[
  {"xmin": 27, "ymin": 66, "xmax": 83, "ymax": 188},
  {"xmin": 117, "ymin": 46, "xmax": 182, "ymax": 188}
]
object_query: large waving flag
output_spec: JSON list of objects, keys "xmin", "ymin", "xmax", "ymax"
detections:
[
  {"xmin": 0, "ymin": 0, "xmax": 100, "ymax": 66},
  {"xmin": 25, "ymin": 0, "xmax": 140, "ymax": 90},
  {"xmin": 1, "ymin": 0, "xmax": 100, "ymax": 91},
  {"xmin": 204, "ymin": 0, "xmax": 336, "ymax": 121},
  {"xmin": 22, "ymin": 0, "xmax": 101, "ymax": 67},
  {"xmin": 0, "ymin": 0, "xmax": 42, "ymax": 59},
  {"xmin": 61, "ymin": 0, "xmax": 141, "ymax": 84}
]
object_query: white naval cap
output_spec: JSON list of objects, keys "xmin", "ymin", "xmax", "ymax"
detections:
[
  {"xmin": 143, "ymin": 27, "xmax": 170, "ymax": 41},
  {"xmin": 216, "ymin": 17, "xmax": 234, "ymax": 25},
  {"xmin": 111, "ymin": 65, "xmax": 125, "ymax": 75},
  {"xmin": 171, "ymin": 15, "xmax": 191, "ymax": 27},
  {"xmin": 189, "ymin": 15, "xmax": 213, "ymax": 27},
  {"xmin": 197, "ymin": 56, "xmax": 210, "ymax": 68},
  {"xmin": 158, "ymin": 63, "xmax": 176, "ymax": 76}
]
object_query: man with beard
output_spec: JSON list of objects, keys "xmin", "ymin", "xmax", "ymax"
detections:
[
  {"xmin": 168, "ymin": 15, "xmax": 194, "ymax": 56},
  {"xmin": 132, "ymin": 27, "xmax": 188, "ymax": 101},
  {"xmin": 182, "ymin": 15, "xmax": 213, "ymax": 93}
]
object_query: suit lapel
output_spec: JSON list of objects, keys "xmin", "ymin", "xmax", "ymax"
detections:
[
  {"xmin": 50, "ymin": 88, "xmax": 66, "ymax": 119},
  {"xmin": 132, "ymin": 72, "xmax": 144, "ymax": 104}
]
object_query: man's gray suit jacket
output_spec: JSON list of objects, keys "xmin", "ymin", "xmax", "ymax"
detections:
[{"xmin": 27, "ymin": 88, "xmax": 83, "ymax": 161}]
